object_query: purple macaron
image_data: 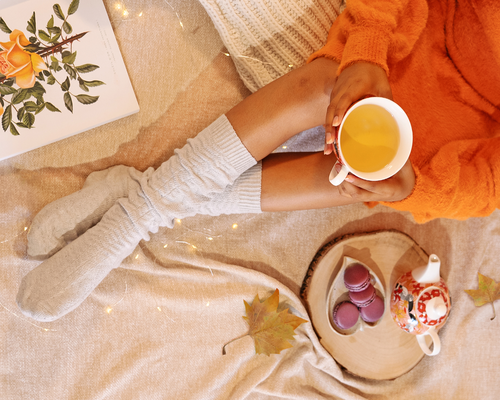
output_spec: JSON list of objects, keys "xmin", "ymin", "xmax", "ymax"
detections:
[
  {"xmin": 343, "ymin": 263, "xmax": 371, "ymax": 292},
  {"xmin": 332, "ymin": 301, "xmax": 359, "ymax": 330},
  {"xmin": 359, "ymin": 295, "xmax": 385, "ymax": 323},
  {"xmin": 348, "ymin": 284, "xmax": 376, "ymax": 307}
]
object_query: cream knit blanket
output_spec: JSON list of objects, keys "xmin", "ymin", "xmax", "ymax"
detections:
[{"xmin": 198, "ymin": 0, "xmax": 343, "ymax": 93}]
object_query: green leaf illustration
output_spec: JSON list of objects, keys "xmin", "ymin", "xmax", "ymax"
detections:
[
  {"xmin": 24, "ymin": 43, "xmax": 41, "ymax": 52},
  {"xmin": 64, "ymin": 64, "xmax": 77, "ymax": 80},
  {"xmin": 24, "ymin": 101, "xmax": 38, "ymax": 112},
  {"xmin": 11, "ymin": 89, "xmax": 29, "ymax": 105},
  {"xmin": 17, "ymin": 106, "xmax": 25, "ymax": 121},
  {"xmin": 47, "ymin": 75, "xmax": 56, "ymax": 85},
  {"xmin": 62, "ymin": 51, "xmax": 77, "ymax": 64},
  {"xmin": 23, "ymin": 112, "xmax": 35, "ymax": 128},
  {"xmin": 27, "ymin": 12, "xmax": 36, "ymax": 34},
  {"xmin": 48, "ymin": 32, "xmax": 61, "ymax": 43},
  {"xmin": 76, "ymin": 94, "xmax": 99, "ymax": 105},
  {"xmin": 48, "ymin": 26, "xmax": 60, "ymax": 35},
  {"xmin": 35, "ymin": 103, "xmax": 45, "ymax": 115},
  {"xmin": 61, "ymin": 77, "xmax": 70, "ymax": 91},
  {"xmin": 38, "ymin": 29, "xmax": 51, "ymax": 42},
  {"xmin": 47, "ymin": 15, "xmax": 54, "ymax": 29},
  {"xmin": 2, "ymin": 105, "xmax": 11, "ymax": 131},
  {"xmin": 83, "ymin": 79, "xmax": 105, "ymax": 87},
  {"xmin": 0, "ymin": 85, "xmax": 17, "ymax": 95},
  {"xmin": 63, "ymin": 21, "xmax": 72, "ymax": 34},
  {"xmin": 68, "ymin": 0, "xmax": 80, "ymax": 15},
  {"xmin": 45, "ymin": 102, "xmax": 61, "ymax": 112},
  {"xmin": 75, "ymin": 64, "xmax": 99, "ymax": 73},
  {"xmin": 31, "ymin": 81, "xmax": 46, "ymax": 95},
  {"xmin": 10, "ymin": 122, "xmax": 19, "ymax": 136},
  {"xmin": 78, "ymin": 78, "xmax": 89, "ymax": 92},
  {"xmin": 0, "ymin": 17, "xmax": 12, "ymax": 34},
  {"xmin": 64, "ymin": 92, "xmax": 73, "ymax": 112},
  {"xmin": 53, "ymin": 4, "xmax": 65, "ymax": 20}
]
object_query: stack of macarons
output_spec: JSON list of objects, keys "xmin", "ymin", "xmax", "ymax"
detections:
[{"xmin": 333, "ymin": 263, "xmax": 385, "ymax": 330}]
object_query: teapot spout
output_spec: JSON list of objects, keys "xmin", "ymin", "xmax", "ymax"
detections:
[{"xmin": 411, "ymin": 254, "xmax": 441, "ymax": 284}]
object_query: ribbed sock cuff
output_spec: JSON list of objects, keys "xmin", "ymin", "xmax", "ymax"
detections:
[{"xmin": 195, "ymin": 115, "xmax": 257, "ymax": 175}]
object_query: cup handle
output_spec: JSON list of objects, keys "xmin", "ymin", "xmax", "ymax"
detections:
[
  {"xmin": 329, "ymin": 161, "xmax": 348, "ymax": 186},
  {"xmin": 416, "ymin": 327, "xmax": 441, "ymax": 356}
]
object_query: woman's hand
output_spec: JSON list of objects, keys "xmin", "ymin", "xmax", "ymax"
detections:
[
  {"xmin": 324, "ymin": 62, "xmax": 393, "ymax": 154},
  {"xmin": 336, "ymin": 159, "xmax": 416, "ymax": 203}
]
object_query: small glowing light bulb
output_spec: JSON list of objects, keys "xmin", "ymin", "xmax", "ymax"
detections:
[
  {"xmin": 157, "ymin": 307, "xmax": 162, "ymax": 312},
  {"xmin": 106, "ymin": 307, "xmax": 113, "ymax": 314},
  {"xmin": 206, "ymin": 302, "xmax": 210, "ymax": 307},
  {"xmin": 175, "ymin": 219, "xmax": 182, "ymax": 224},
  {"xmin": 191, "ymin": 245, "xmax": 197, "ymax": 249},
  {"xmin": 232, "ymin": 223, "xmax": 238, "ymax": 229},
  {"xmin": 123, "ymin": 9, "xmax": 129, "ymax": 17},
  {"xmin": 282, "ymin": 145, "xmax": 287, "ymax": 149},
  {"xmin": 24, "ymin": 227, "xmax": 28, "ymax": 231},
  {"xmin": 207, "ymin": 237, "xmax": 213, "ymax": 241},
  {"xmin": 179, "ymin": 21, "xmax": 184, "ymax": 28},
  {"xmin": 163, "ymin": 244, "xmax": 168, "ymax": 248},
  {"xmin": 223, "ymin": 52, "xmax": 230, "ymax": 57},
  {"xmin": 135, "ymin": 254, "xmax": 139, "ymax": 259},
  {"xmin": 138, "ymin": 11, "xmax": 143, "ymax": 17},
  {"xmin": 44, "ymin": 328, "xmax": 49, "ymax": 332},
  {"xmin": 288, "ymin": 64, "xmax": 294, "ymax": 68},
  {"xmin": 115, "ymin": 3, "xmax": 122, "ymax": 10}
]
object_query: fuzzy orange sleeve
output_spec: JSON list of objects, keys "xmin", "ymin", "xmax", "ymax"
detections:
[
  {"xmin": 308, "ymin": 0, "xmax": 428, "ymax": 75},
  {"xmin": 381, "ymin": 138, "xmax": 500, "ymax": 223}
]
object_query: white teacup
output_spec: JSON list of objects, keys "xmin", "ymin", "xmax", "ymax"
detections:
[{"xmin": 329, "ymin": 97, "xmax": 413, "ymax": 186}]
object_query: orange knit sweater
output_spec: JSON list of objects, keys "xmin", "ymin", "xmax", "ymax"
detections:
[{"xmin": 309, "ymin": 0, "xmax": 500, "ymax": 223}]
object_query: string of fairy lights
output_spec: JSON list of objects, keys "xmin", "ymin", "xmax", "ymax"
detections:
[
  {"xmin": 1, "ymin": 0, "xmax": 294, "ymax": 331},
  {"xmin": 0, "ymin": 213, "xmax": 258, "ymax": 331}
]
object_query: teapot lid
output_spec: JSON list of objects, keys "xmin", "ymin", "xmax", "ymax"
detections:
[{"xmin": 416, "ymin": 287, "xmax": 449, "ymax": 326}]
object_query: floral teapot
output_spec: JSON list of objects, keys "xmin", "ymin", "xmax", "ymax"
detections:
[{"xmin": 390, "ymin": 254, "xmax": 451, "ymax": 356}]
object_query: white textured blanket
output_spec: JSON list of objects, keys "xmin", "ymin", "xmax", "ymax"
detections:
[{"xmin": 1, "ymin": 0, "xmax": 499, "ymax": 399}]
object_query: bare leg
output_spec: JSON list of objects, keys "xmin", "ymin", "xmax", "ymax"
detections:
[
  {"xmin": 226, "ymin": 57, "xmax": 357, "ymax": 212},
  {"xmin": 261, "ymin": 152, "xmax": 357, "ymax": 211},
  {"xmin": 226, "ymin": 57, "xmax": 339, "ymax": 161}
]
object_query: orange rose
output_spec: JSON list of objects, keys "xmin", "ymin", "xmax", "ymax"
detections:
[{"xmin": 0, "ymin": 29, "xmax": 47, "ymax": 89}]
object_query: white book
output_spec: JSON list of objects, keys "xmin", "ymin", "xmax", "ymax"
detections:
[{"xmin": 0, "ymin": 0, "xmax": 139, "ymax": 161}]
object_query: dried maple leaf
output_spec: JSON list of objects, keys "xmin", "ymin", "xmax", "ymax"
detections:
[
  {"xmin": 465, "ymin": 273, "xmax": 500, "ymax": 320},
  {"xmin": 223, "ymin": 289, "xmax": 308, "ymax": 356}
]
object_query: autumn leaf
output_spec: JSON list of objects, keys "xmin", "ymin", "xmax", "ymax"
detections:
[
  {"xmin": 465, "ymin": 273, "xmax": 500, "ymax": 320},
  {"xmin": 222, "ymin": 289, "xmax": 308, "ymax": 356}
]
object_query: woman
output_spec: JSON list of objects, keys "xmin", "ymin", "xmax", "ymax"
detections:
[{"xmin": 17, "ymin": 0, "xmax": 500, "ymax": 321}]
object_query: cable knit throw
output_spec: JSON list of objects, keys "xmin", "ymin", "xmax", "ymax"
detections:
[{"xmin": 198, "ymin": 0, "xmax": 343, "ymax": 93}]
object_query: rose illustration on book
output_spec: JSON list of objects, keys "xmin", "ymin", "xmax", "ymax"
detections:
[{"xmin": 0, "ymin": 0, "xmax": 105, "ymax": 136}]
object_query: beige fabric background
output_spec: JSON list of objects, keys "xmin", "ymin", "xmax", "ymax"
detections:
[{"xmin": 1, "ymin": 0, "xmax": 500, "ymax": 399}]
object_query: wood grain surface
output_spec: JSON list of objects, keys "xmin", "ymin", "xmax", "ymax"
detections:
[{"xmin": 301, "ymin": 230, "xmax": 431, "ymax": 380}]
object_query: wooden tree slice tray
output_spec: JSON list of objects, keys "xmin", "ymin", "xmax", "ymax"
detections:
[{"xmin": 300, "ymin": 230, "xmax": 430, "ymax": 380}]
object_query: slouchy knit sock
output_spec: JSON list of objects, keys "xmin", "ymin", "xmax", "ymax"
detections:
[{"xmin": 17, "ymin": 115, "xmax": 261, "ymax": 322}]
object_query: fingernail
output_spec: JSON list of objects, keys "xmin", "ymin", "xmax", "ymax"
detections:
[
  {"xmin": 326, "ymin": 131, "xmax": 332, "ymax": 144},
  {"xmin": 332, "ymin": 116, "xmax": 339, "ymax": 126},
  {"xmin": 345, "ymin": 176, "xmax": 354, "ymax": 183}
]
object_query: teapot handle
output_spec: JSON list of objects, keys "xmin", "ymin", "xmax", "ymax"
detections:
[{"xmin": 416, "ymin": 327, "xmax": 441, "ymax": 356}]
